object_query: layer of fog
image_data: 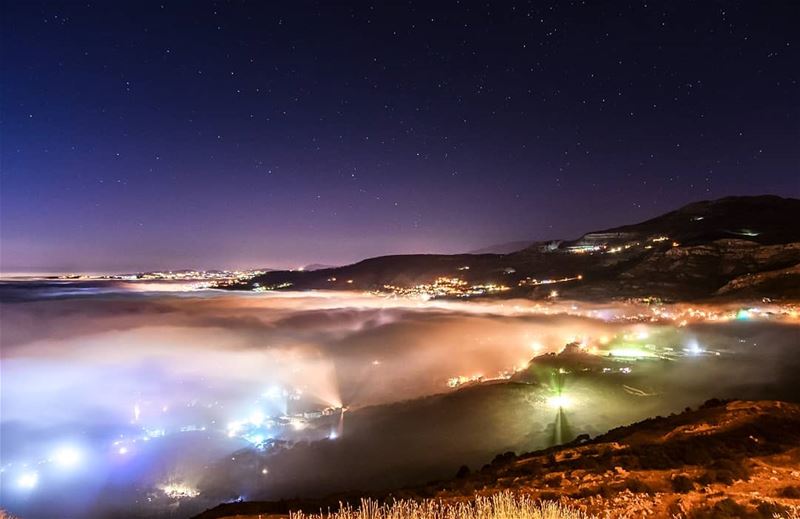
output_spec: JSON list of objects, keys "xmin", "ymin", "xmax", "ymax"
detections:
[{"xmin": 1, "ymin": 284, "xmax": 799, "ymax": 518}]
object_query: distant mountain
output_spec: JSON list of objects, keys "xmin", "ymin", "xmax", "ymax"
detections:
[
  {"xmin": 228, "ymin": 195, "xmax": 800, "ymax": 301},
  {"xmin": 469, "ymin": 240, "xmax": 535, "ymax": 254},
  {"xmin": 302, "ymin": 263, "xmax": 338, "ymax": 271}
]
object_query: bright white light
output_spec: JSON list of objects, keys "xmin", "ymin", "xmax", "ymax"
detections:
[
  {"xmin": 686, "ymin": 340, "xmax": 703, "ymax": 355},
  {"xmin": 609, "ymin": 347, "xmax": 653, "ymax": 359},
  {"xmin": 243, "ymin": 433, "xmax": 265, "ymax": 446},
  {"xmin": 53, "ymin": 446, "xmax": 82, "ymax": 468},
  {"xmin": 160, "ymin": 482, "xmax": 200, "ymax": 499},
  {"xmin": 547, "ymin": 395, "xmax": 572, "ymax": 409},
  {"xmin": 328, "ymin": 430, "xmax": 338, "ymax": 440},
  {"xmin": 17, "ymin": 472, "xmax": 38, "ymax": 489},
  {"xmin": 248, "ymin": 410, "xmax": 265, "ymax": 426},
  {"xmin": 118, "ymin": 447, "xmax": 128, "ymax": 455},
  {"xmin": 227, "ymin": 420, "xmax": 244, "ymax": 438}
]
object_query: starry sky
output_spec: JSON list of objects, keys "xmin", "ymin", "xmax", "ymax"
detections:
[{"xmin": 1, "ymin": 1, "xmax": 798, "ymax": 272}]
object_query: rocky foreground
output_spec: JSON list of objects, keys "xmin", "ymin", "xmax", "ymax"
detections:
[{"xmin": 196, "ymin": 400, "xmax": 800, "ymax": 519}]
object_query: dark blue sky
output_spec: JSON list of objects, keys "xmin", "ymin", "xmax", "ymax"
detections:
[{"xmin": 2, "ymin": 1, "xmax": 798, "ymax": 272}]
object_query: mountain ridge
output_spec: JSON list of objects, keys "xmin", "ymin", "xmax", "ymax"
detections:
[{"xmin": 223, "ymin": 196, "xmax": 800, "ymax": 301}]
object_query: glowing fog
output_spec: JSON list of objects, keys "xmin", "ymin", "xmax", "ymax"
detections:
[{"xmin": 1, "ymin": 282, "xmax": 799, "ymax": 518}]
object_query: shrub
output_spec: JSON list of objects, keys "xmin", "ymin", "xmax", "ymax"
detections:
[
  {"xmin": 688, "ymin": 498, "xmax": 750, "ymax": 519},
  {"xmin": 671, "ymin": 474, "xmax": 694, "ymax": 493},
  {"xmin": 491, "ymin": 452, "xmax": 516, "ymax": 466},
  {"xmin": 573, "ymin": 434, "xmax": 591, "ymax": 444},
  {"xmin": 755, "ymin": 501, "xmax": 788, "ymax": 518},
  {"xmin": 699, "ymin": 398, "xmax": 729, "ymax": 409},
  {"xmin": 623, "ymin": 478, "xmax": 654, "ymax": 494},
  {"xmin": 577, "ymin": 457, "xmax": 600, "ymax": 470},
  {"xmin": 544, "ymin": 474, "xmax": 563, "ymax": 488},
  {"xmin": 699, "ymin": 458, "xmax": 751, "ymax": 485},
  {"xmin": 779, "ymin": 486, "xmax": 800, "ymax": 499},
  {"xmin": 595, "ymin": 484, "xmax": 614, "ymax": 498}
]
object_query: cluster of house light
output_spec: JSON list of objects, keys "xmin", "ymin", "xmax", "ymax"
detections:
[
  {"xmin": 518, "ymin": 274, "xmax": 583, "ymax": 287},
  {"xmin": 63, "ymin": 269, "xmax": 267, "ymax": 282},
  {"xmin": 567, "ymin": 235, "xmax": 676, "ymax": 254},
  {"xmin": 381, "ymin": 277, "xmax": 510, "ymax": 299}
]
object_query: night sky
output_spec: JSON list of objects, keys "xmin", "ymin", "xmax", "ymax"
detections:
[{"xmin": 2, "ymin": 1, "xmax": 798, "ymax": 272}]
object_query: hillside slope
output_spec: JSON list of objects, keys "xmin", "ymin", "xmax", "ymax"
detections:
[
  {"xmin": 195, "ymin": 400, "xmax": 800, "ymax": 519},
  {"xmin": 223, "ymin": 196, "xmax": 800, "ymax": 301}
]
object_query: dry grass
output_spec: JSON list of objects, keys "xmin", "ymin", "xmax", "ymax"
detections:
[{"xmin": 289, "ymin": 492, "xmax": 592, "ymax": 519}]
